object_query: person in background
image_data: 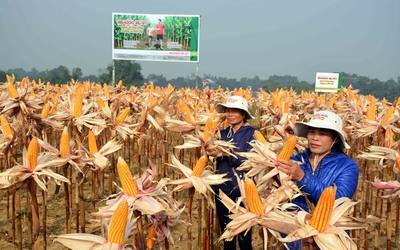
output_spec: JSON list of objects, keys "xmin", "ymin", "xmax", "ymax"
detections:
[
  {"xmin": 146, "ymin": 24, "xmax": 154, "ymax": 47},
  {"xmin": 276, "ymin": 110, "xmax": 359, "ymax": 249},
  {"xmin": 156, "ymin": 19, "xmax": 165, "ymax": 50},
  {"xmin": 211, "ymin": 96, "xmax": 257, "ymax": 250}
]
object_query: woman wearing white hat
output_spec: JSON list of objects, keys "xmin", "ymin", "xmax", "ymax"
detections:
[
  {"xmin": 212, "ymin": 95, "xmax": 257, "ymax": 250},
  {"xmin": 276, "ymin": 110, "xmax": 359, "ymax": 249}
]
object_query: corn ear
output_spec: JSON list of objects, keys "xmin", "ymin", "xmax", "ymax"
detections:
[
  {"xmin": 309, "ymin": 186, "xmax": 336, "ymax": 233},
  {"xmin": 96, "ymin": 96, "xmax": 106, "ymax": 109},
  {"xmin": 73, "ymin": 90, "xmax": 83, "ymax": 118},
  {"xmin": 116, "ymin": 107, "xmax": 130, "ymax": 126},
  {"xmin": 384, "ymin": 128, "xmax": 394, "ymax": 148},
  {"xmin": 203, "ymin": 118, "xmax": 215, "ymax": 141},
  {"xmin": 382, "ymin": 106, "xmax": 395, "ymax": 123},
  {"xmin": 107, "ymin": 199, "xmax": 128, "ymax": 245},
  {"xmin": 191, "ymin": 155, "xmax": 208, "ymax": 177},
  {"xmin": 277, "ymin": 135, "xmax": 297, "ymax": 161},
  {"xmin": 244, "ymin": 177, "xmax": 264, "ymax": 216},
  {"xmin": 103, "ymin": 83, "xmax": 110, "ymax": 98},
  {"xmin": 0, "ymin": 115, "xmax": 14, "ymax": 137},
  {"xmin": 283, "ymin": 101, "xmax": 289, "ymax": 114},
  {"xmin": 117, "ymin": 157, "xmax": 138, "ymax": 196},
  {"xmin": 88, "ymin": 131, "xmax": 98, "ymax": 155},
  {"xmin": 254, "ymin": 130, "xmax": 267, "ymax": 143},
  {"xmin": 27, "ymin": 137, "xmax": 39, "ymax": 171},
  {"xmin": 395, "ymin": 156, "xmax": 400, "ymax": 174},
  {"xmin": 146, "ymin": 225, "xmax": 157, "ymax": 249},
  {"xmin": 60, "ymin": 127, "xmax": 71, "ymax": 155},
  {"xmin": 366, "ymin": 102, "xmax": 376, "ymax": 120},
  {"xmin": 7, "ymin": 83, "xmax": 19, "ymax": 99},
  {"xmin": 41, "ymin": 102, "xmax": 51, "ymax": 119}
]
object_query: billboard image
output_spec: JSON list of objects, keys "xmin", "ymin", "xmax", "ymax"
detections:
[
  {"xmin": 112, "ymin": 13, "xmax": 200, "ymax": 63},
  {"xmin": 315, "ymin": 72, "xmax": 342, "ymax": 93}
]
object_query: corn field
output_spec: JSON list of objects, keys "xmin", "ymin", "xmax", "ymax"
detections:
[{"xmin": 0, "ymin": 74, "xmax": 400, "ymax": 249}]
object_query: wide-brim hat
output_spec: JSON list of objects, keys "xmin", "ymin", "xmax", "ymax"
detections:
[
  {"xmin": 294, "ymin": 110, "xmax": 350, "ymax": 149},
  {"xmin": 215, "ymin": 96, "xmax": 255, "ymax": 120}
]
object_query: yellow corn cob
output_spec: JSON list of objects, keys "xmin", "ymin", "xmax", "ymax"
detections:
[
  {"xmin": 382, "ymin": 106, "xmax": 395, "ymax": 123},
  {"xmin": 117, "ymin": 80, "xmax": 123, "ymax": 88},
  {"xmin": 129, "ymin": 94, "xmax": 136, "ymax": 103},
  {"xmin": 50, "ymin": 99, "xmax": 58, "ymax": 115},
  {"xmin": 117, "ymin": 157, "xmax": 138, "ymax": 196},
  {"xmin": 254, "ymin": 130, "xmax": 267, "ymax": 143},
  {"xmin": 107, "ymin": 199, "xmax": 128, "ymax": 245},
  {"xmin": 148, "ymin": 95, "xmax": 157, "ymax": 113},
  {"xmin": 384, "ymin": 128, "xmax": 394, "ymax": 148},
  {"xmin": 309, "ymin": 186, "xmax": 336, "ymax": 233},
  {"xmin": 60, "ymin": 127, "xmax": 71, "ymax": 155},
  {"xmin": 191, "ymin": 155, "xmax": 208, "ymax": 177},
  {"xmin": 395, "ymin": 156, "xmax": 400, "ymax": 173},
  {"xmin": 150, "ymin": 82, "xmax": 155, "ymax": 93},
  {"xmin": 88, "ymin": 131, "xmax": 98, "ymax": 155},
  {"xmin": 20, "ymin": 77, "xmax": 26, "ymax": 88},
  {"xmin": 244, "ymin": 177, "xmax": 264, "ymax": 216},
  {"xmin": 73, "ymin": 90, "xmax": 83, "ymax": 118},
  {"xmin": 6, "ymin": 74, "xmax": 13, "ymax": 84},
  {"xmin": 7, "ymin": 83, "xmax": 19, "ymax": 99},
  {"xmin": 96, "ymin": 96, "xmax": 106, "ymax": 109},
  {"xmin": 103, "ymin": 83, "xmax": 110, "ymax": 98},
  {"xmin": 283, "ymin": 101, "xmax": 290, "ymax": 114},
  {"xmin": 41, "ymin": 102, "xmax": 51, "ymax": 119},
  {"xmin": 203, "ymin": 118, "xmax": 215, "ymax": 141},
  {"xmin": 0, "ymin": 115, "xmax": 13, "ymax": 137},
  {"xmin": 313, "ymin": 94, "xmax": 319, "ymax": 108},
  {"xmin": 366, "ymin": 102, "xmax": 376, "ymax": 120},
  {"xmin": 146, "ymin": 225, "xmax": 157, "ymax": 249},
  {"xmin": 27, "ymin": 137, "xmax": 39, "ymax": 171},
  {"xmin": 277, "ymin": 135, "xmax": 297, "ymax": 161},
  {"xmin": 116, "ymin": 107, "xmax": 130, "ymax": 126},
  {"xmin": 83, "ymin": 81, "xmax": 89, "ymax": 92}
]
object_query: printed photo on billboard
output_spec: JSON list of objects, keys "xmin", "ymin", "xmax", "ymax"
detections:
[{"xmin": 112, "ymin": 13, "xmax": 200, "ymax": 63}]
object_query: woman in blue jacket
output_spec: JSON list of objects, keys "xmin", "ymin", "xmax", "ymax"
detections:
[
  {"xmin": 276, "ymin": 110, "xmax": 359, "ymax": 249},
  {"xmin": 212, "ymin": 96, "xmax": 256, "ymax": 250}
]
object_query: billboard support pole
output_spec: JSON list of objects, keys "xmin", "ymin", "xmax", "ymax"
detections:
[
  {"xmin": 195, "ymin": 62, "xmax": 199, "ymax": 89},
  {"xmin": 112, "ymin": 60, "xmax": 115, "ymax": 86}
]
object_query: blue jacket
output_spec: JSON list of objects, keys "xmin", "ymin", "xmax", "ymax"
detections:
[
  {"xmin": 291, "ymin": 147, "xmax": 359, "ymax": 211},
  {"xmin": 212, "ymin": 125, "xmax": 256, "ymax": 196},
  {"xmin": 285, "ymin": 147, "xmax": 359, "ymax": 250}
]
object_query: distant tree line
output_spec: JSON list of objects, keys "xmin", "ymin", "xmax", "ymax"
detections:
[{"xmin": 1, "ymin": 63, "xmax": 399, "ymax": 102}]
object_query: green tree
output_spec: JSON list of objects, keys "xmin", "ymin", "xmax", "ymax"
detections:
[
  {"xmin": 146, "ymin": 74, "xmax": 168, "ymax": 87},
  {"xmin": 71, "ymin": 68, "xmax": 83, "ymax": 81},
  {"xmin": 43, "ymin": 65, "xmax": 71, "ymax": 84},
  {"xmin": 0, "ymin": 70, "xmax": 6, "ymax": 82},
  {"xmin": 99, "ymin": 60, "xmax": 144, "ymax": 87},
  {"xmin": 82, "ymin": 75, "xmax": 99, "ymax": 82}
]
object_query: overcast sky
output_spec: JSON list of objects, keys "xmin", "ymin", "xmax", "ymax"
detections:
[{"xmin": 1, "ymin": 0, "xmax": 399, "ymax": 83}]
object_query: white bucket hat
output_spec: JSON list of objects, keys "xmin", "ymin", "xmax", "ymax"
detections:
[
  {"xmin": 216, "ymin": 96, "xmax": 255, "ymax": 120},
  {"xmin": 294, "ymin": 110, "xmax": 350, "ymax": 149}
]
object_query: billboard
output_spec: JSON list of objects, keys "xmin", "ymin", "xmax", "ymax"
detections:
[
  {"xmin": 315, "ymin": 72, "xmax": 342, "ymax": 93},
  {"xmin": 112, "ymin": 13, "xmax": 200, "ymax": 63}
]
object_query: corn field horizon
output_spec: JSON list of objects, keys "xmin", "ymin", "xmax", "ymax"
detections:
[{"xmin": 0, "ymin": 74, "xmax": 400, "ymax": 249}]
